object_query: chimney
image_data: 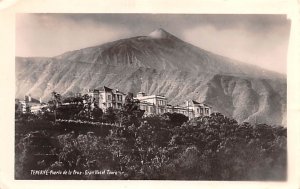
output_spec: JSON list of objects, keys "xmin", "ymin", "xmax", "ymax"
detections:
[
  {"xmin": 28, "ymin": 94, "xmax": 32, "ymax": 102},
  {"xmin": 39, "ymin": 97, "xmax": 42, "ymax": 104}
]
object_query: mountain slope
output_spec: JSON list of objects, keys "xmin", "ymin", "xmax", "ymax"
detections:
[
  {"xmin": 15, "ymin": 28, "xmax": 286, "ymax": 126},
  {"xmin": 56, "ymin": 28, "xmax": 283, "ymax": 78}
]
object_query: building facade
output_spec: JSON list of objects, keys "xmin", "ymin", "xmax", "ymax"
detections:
[
  {"xmin": 135, "ymin": 92, "xmax": 168, "ymax": 115},
  {"xmin": 135, "ymin": 92, "xmax": 212, "ymax": 118},
  {"xmin": 185, "ymin": 100, "xmax": 212, "ymax": 118},
  {"xmin": 16, "ymin": 95, "xmax": 46, "ymax": 114},
  {"xmin": 88, "ymin": 86, "xmax": 127, "ymax": 111},
  {"xmin": 16, "ymin": 87, "xmax": 211, "ymax": 118}
]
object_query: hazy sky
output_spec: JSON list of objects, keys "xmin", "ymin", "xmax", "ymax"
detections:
[{"xmin": 16, "ymin": 14, "xmax": 290, "ymax": 74}]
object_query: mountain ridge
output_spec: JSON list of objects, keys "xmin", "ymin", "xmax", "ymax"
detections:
[
  {"xmin": 16, "ymin": 28, "xmax": 286, "ymax": 78},
  {"xmin": 15, "ymin": 28, "xmax": 286, "ymax": 126},
  {"xmin": 51, "ymin": 30, "xmax": 284, "ymax": 79}
]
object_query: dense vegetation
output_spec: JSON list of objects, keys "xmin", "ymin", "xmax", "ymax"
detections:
[{"xmin": 15, "ymin": 94, "xmax": 286, "ymax": 180}]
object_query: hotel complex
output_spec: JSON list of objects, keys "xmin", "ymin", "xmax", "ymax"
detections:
[
  {"xmin": 88, "ymin": 87, "xmax": 212, "ymax": 118},
  {"xmin": 16, "ymin": 86, "xmax": 212, "ymax": 118}
]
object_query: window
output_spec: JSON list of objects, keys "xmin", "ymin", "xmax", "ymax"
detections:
[
  {"xmin": 149, "ymin": 106, "xmax": 153, "ymax": 113},
  {"xmin": 107, "ymin": 94, "xmax": 111, "ymax": 100},
  {"xmin": 197, "ymin": 108, "xmax": 200, "ymax": 113},
  {"xmin": 205, "ymin": 108, "xmax": 209, "ymax": 114},
  {"xmin": 117, "ymin": 95, "xmax": 122, "ymax": 101},
  {"xmin": 157, "ymin": 100, "xmax": 165, "ymax": 106}
]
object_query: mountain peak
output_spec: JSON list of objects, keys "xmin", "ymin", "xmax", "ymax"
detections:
[{"xmin": 148, "ymin": 28, "xmax": 172, "ymax": 39}]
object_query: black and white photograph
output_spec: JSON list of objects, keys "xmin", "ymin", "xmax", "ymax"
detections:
[
  {"xmin": 13, "ymin": 13, "xmax": 290, "ymax": 181},
  {"xmin": 14, "ymin": 13, "xmax": 291, "ymax": 181}
]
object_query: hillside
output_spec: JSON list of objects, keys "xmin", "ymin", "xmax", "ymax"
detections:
[{"xmin": 15, "ymin": 28, "xmax": 286, "ymax": 126}]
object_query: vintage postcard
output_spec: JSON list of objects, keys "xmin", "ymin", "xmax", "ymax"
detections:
[{"xmin": 1, "ymin": 0, "xmax": 300, "ymax": 189}]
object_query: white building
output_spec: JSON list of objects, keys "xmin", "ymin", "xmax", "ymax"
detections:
[
  {"xmin": 135, "ymin": 92, "xmax": 212, "ymax": 118},
  {"xmin": 87, "ymin": 86, "xmax": 127, "ymax": 111},
  {"xmin": 16, "ymin": 95, "xmax": 46, "ymax": 114},
  {"xmin": 135, "ymin": 92, "xmax": 168, "ymax": 115},
  {"xmin": 172, "ymin": 105, "xmax": 194, "ymax": 118},
  {"xmin": 184, "ymin": 100, "xmax": 212, "ymax": 118}
]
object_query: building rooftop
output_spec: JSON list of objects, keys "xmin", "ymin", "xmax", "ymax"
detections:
[
  {"xmin": 191, "ymin": 100, "xmax": 201, "ymax": 105},
  {"xmin": 88, "ymin": 89, "xmax": 100, "ymax": 93},
  {"xmin": 103, "ymin": 86, "xmax": 113, "ymax": 92}
]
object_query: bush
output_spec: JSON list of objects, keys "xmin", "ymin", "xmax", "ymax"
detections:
[
  {"xmin": 163, "ymin": 112, "xmax": 188, "ymax": 127},
  {"xmin": 15, "ymin": 112, "xmax": 286, "ymax": 180}
]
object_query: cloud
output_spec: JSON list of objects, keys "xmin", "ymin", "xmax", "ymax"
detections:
[
  {"xmin": 182, "ymin": 24, "xmax": 289, "ymax": 74},
  {"xmin": 16, "ymin": 14, "xmax": 131, "ymax": 57},
  {"xmin": 16, "ymin": 14, "xmax": 290, "ymax": 74}
]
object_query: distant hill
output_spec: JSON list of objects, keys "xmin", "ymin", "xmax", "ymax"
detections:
[{"xmin": 15, "ymin": 28, "xmax": 286, "ymax": 126}]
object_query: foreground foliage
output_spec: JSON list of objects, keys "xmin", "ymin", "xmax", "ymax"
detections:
[{"xmin": 15, "ymin": 112, "xmax": 286, "ymax": 180}]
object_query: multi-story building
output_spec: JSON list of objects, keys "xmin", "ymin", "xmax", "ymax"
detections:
[
  {"xmin": 185, "ymin": 100, "xmax": 212, "ymax": 118},
  {"xmin": 139, "ymin": 101, "xmax": 155, "ymax": 116},
  {"xmin": 15, "ymin": 95, "xmax": 46, "ymax": 114},
  {"xmin": 135, "ymin": 92, "xmax": 212, "ymax": 118},
  {"xmin": 172, "ymin": 105, "xmax": 194, "ymax": 118},
  {"xmin": 88, "ymin": 86, "xmax": 127, "ymax": 111},
  {"xmin": 135, "ymin": 92, "xmax": 168, "ymax": 115},
  {"xmin": 16, "ymin": 88, "xmax": 212, "ymax": 118},
  {"xmin": 87, "ymin": 89, "xmax": 100, "ymax": 105}
]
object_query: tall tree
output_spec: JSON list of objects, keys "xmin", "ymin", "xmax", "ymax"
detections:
[
  {"xmin": 51, "ymin": 91, "xmax": 62, "ymax": 122},
  {"xmin": 118, "ymin": 93, "xmax": 144, "ymax": 127}
]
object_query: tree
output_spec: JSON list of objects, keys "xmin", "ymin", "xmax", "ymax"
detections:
[
  {"xmin": 103, "ymin": 107, "xmax": 117, "ymax": 123},
  {"xmin": 75, "ymin": 94, "xmax": 97, "ymax": 121},
  {"xmin": 50, "ymin": 91, "xmax": 62, "ymax": 122},
  {"xmin": 117, "ymin": 93, "xmax": 144, "ymax": 127},
  {"xmin": 25, "ymin": 105, "xmax": 31, "ymax": 114},
  {"xmin": 91, "ymin": 105, "xmax": 103, "ymax": 121},
  {"xmin": 163, "ymin": 112, "xmax": 188, "ymax": 127}
]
